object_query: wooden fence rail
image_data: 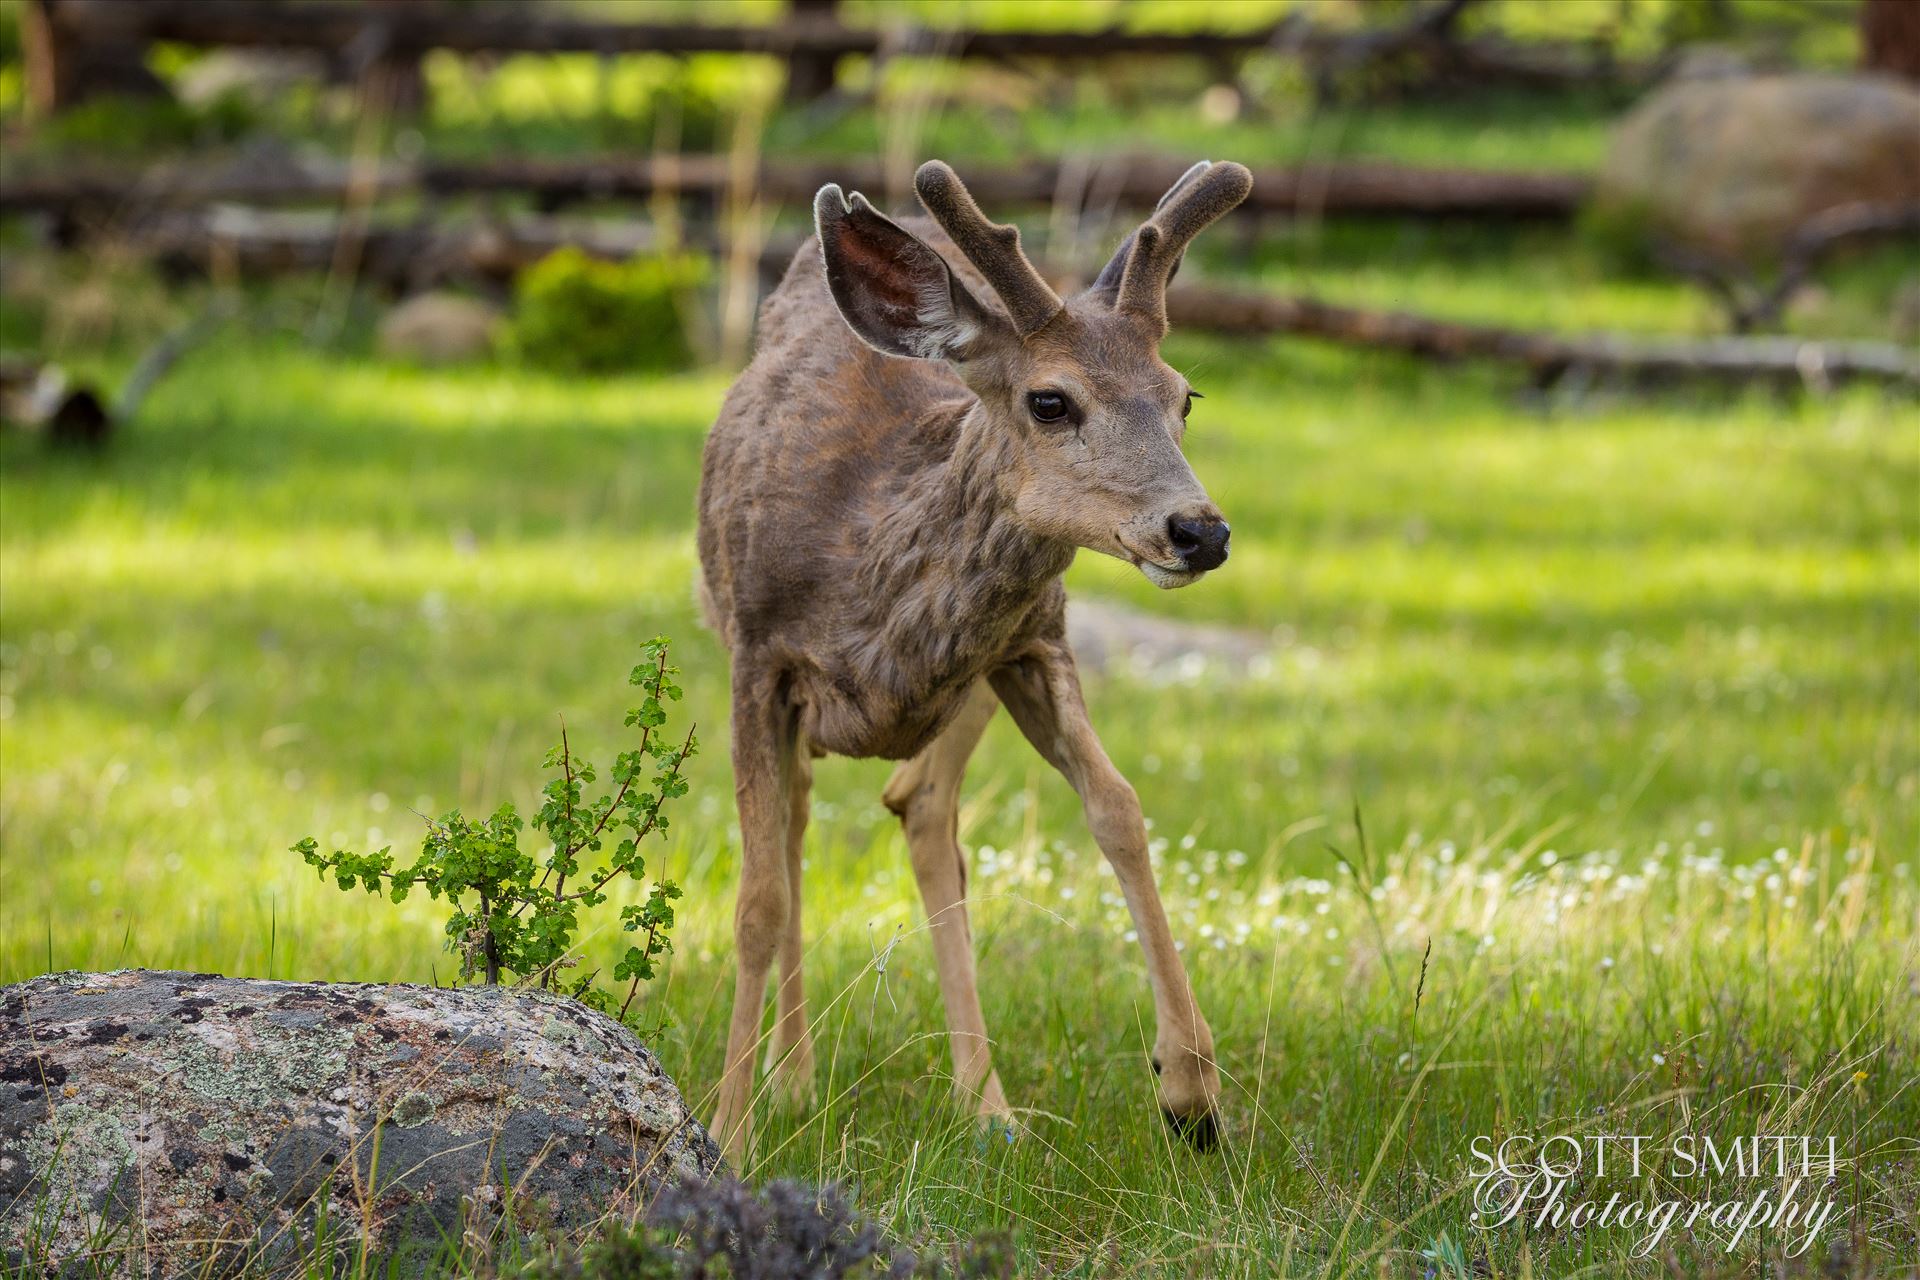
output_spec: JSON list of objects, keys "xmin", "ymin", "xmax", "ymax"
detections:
[
  {"xmin": 29, "ymin": 0, "xmax": 1637, "ymax": 113},
  {"xmin": 112, "ymin": 209, "xmax": 1920, "ymax": 390},
  {"xmin": 48, "ymin": 0, "xmax": 1628, "ymax": 71},
  {"xmin": 1160, "ymin": 286, "xmax": 1920, "ymax": 389},
  {"xmin": 1, "ymin": 153, "xmax": 1591, "ymax": 221}
]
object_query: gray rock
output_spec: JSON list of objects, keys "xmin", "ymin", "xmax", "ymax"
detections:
[
  {"xmin": 1664, "ymin": 45, "xmax": 1757, "ymax": 84},
  {"xmin": 0, "ymin": 970, "xmax": 721, "ymax": 1275},
  {"xmin": 1596, "ymin": 73, "xmax": 1920, "ymax": 261},
  {"xmin": 376, "ymin": 293, "xmax": 504, "ymax": 365},
  {"xmin": 1067, "ymin": 598, "xmax": 1270, "ymax": 680}
]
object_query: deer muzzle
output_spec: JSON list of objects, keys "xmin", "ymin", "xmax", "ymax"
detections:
[
  {"xmin": 1168, "ymin": 514, "xmax": 1230, "ymax": 572},
  {"xmin": 1126, "ymin": 499, "xmax": 1229, "ymax": 589}
]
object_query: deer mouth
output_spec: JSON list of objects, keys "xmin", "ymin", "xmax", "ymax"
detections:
[
  {"xmin": 1138, "ymin": 560, "xmax": 1204, "ymax": 589},
  {"xmin": 1117, "ymin": 531, "xmax": 1205, "ymax": 590}
]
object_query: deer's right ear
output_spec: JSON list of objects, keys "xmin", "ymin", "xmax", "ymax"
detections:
[{"xmin": 815, "ymin": 185, "xmax": 1000, "ymax": 361}]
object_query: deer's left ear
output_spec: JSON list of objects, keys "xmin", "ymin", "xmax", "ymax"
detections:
[{"xmin": 815, "ymin": 185, "xmax": 1003, "ymax": 361}]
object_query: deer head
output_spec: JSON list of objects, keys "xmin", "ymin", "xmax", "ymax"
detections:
[{"xmin": 813, "ymin": 159, "xmax": 1252, "ymax": 589}]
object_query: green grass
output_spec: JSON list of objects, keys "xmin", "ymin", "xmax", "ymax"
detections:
[
  {"xmin": 2, "ymin": 288, "xmax": 1915, "ymax": 1274},
  {"xmin": 765, "ymin": 81, "xmax": 1625, "ymax": 173}
]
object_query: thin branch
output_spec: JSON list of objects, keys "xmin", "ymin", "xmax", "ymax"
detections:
[
  {"xmin": 555, "ymin": 722, "xmax": 696, "ymax": 906},
  {"xmin": 1660, "ymin": 202, "xmax": 1920, "ymax": 335},
  {"xmin": 515, "ymin": 649, "xmax": 673, "ymax": 926},
  {"xmin": 555, "ymin": 717, "xmax": 574, "ymax": 881},
  {"xmin": 538, "ymin": 718, "xmax": 574, "ymax": 989},
  {"xmin": 618, "ymin": 919, "xmax": 662, "ymax": 1022},
  {"xmin": 477, "ymin": 891, "xmax": 500, "ymax": 985},
  {"xmin": 569, "ymin": 648, "xmax": 668, "ymax": 857},
  {"xmin": 1746, "ymin": 201, "xmax": 1920, "ymax": 332}
]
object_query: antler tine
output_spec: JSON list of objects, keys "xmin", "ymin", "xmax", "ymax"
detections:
[
  {"xmin": 1116, "ymin": 161, "xmax": 1253, "ymax": 332},
  {"xmin": 914, "ymin": 160, "xmax": 1062, "ymax": 338}
]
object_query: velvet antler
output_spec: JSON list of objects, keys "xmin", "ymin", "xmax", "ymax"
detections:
[
  {"xmin": 913, "ymin": 160, "xmax": 1063, "ymax": 338},
  {"xmin": 1112, "ymin": 161, "xmax": 1253, "ymax": 334}
]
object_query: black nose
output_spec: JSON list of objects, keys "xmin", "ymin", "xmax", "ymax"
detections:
[{"xmin": 1167, "ymin": 515, "xmax": 1230, "ymax": 571}]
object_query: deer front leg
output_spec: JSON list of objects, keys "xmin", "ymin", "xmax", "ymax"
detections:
[
  {"xmin": 765, "ymin": 745, "xmax": 815, "ymax": 1105},
  {"xmin": 709, "ymin": 669, "xmax": 799, "ymax": 1168},
  {"xmin": 990, "ymin": 646, "xmax": 1221, "ymax": 1150},
  {"xmin": 881, "ymin": 681, "xmax": 1013, "ymax": 1124}
]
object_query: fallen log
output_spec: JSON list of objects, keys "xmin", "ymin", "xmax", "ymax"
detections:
[
  {"xmin": 0, "ymin": 357, "xmax": 112, "ymax": 445},
  {"xmin": 48, "ymin": 0, "xmax": 1637, "ymax": 92},
  {"xmin": 1162, "ymin": 284, "xmax": 1920, "ymax": 389},
  {"xmin": 132, "ymin": 207, "xmax": 667, "ymax": 291},
  {"xmin": 116, "ymin": 209, "xmax": 1920, "ymax": 389},
  {"xmin": 1861, "ymin": 0, "xmax": 1920, "ymax": 81},
  {"xmin": 0, "ymin": 300, "xmax": 286, "ymax": 450},
  {"xmin": 427, "ymin": 154, "xmax": 1591, "ymax": 220},
  {"xmin": 0, "ymin": 152, "xmax": 1592, "ymax": 221}
]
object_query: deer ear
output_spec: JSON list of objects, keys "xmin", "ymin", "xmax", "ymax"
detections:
[
  {"xmin": 815, "ymin": 185, "xmax": 1000, "ymax": 361},
  {"xmin": 1084, "ymin": 228, "xmax": 1142, "ymax": 302}
]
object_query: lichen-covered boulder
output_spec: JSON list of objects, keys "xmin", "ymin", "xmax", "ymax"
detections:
[
  {"xmin": 1595, "ymin": 73, "xmax": 1920, "ymax": 260},
  {"xmin": 0, "ymin": 970, "xmax": 721, "ymax": 1275}
]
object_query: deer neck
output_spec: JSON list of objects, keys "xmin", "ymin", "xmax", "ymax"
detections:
[{"xmin": 861, "ymin": 398, "xmax": 1074, "ymax": 668}]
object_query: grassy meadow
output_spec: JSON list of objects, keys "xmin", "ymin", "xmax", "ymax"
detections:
[
  {"xmin": 3, "ymin": 293, "xmax": 1916, "ymax": 1274},
  {"xmin": 3, "ymin": 4, "xmax": 1919, "ymax": 1272}
]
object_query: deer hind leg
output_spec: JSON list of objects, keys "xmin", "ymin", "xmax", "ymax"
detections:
[
  {"xmin": 710, "ymin": 668, "xmax": 799, "ymax": 1168},
  {"xmin": 764, "ymin": 744, "xmax": 815, "ymax": 1105},
  {"xmin": 881, "ymin": 681, "xmax": 1012, "ymax": 1123},
  {"xmin": 990, "ymin": 646, "xmax": 1222, "ymax": 1150}
]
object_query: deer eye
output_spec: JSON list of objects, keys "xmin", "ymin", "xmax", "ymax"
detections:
[
  {"xmin": 1183, "ymin": 390, "xmax": 1203, "ymax": 419},
  {"xmin": 1028, "ymin": 391, "xmax": 1070, "ymax": 424}
]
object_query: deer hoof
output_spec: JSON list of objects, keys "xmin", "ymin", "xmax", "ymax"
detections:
[
  {"xmin": 1162, "ymin": 1106, "xmax": 1221, "ymax": 1152},
  {"xmin": 975, "ymin": 1115, "xmax": 1021, "ymax": 1149},
  {"xmin": 767, "ymin": 1041, "xmax": 816, "ymax": 1108}
]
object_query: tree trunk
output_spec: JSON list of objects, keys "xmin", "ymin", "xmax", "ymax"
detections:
[
  {"xmin": 21, "ymin": 0, "xmax": 169, "ymax": 116},
  {"xmin": 362, "ymin": 0, "xmax": 428, "ymax": 115},
  {"xmin": 1861, "ymin": 0, "xmax": 1920, "ymax": 81},
  {"xmin": 782, "ymin": 0, "xmax": 842, "ymax": 104}
]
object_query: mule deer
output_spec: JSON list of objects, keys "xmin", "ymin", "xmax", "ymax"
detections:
[{"xmin": 696, "ymin": 158, "xmax": 1252, "ymax": 1165}]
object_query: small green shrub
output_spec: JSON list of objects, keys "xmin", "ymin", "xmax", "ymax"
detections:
[
  {"xmin": 421, "ymin": 55, "xmax": 733, "ymax": 155},
  {"xmin": 515, "ymin": 247, "xmax": 706, "ymax": 375},
  {"xmin": 34, "ymin": 90, "xmax": 256, "ymax": 154},
  {"xmin": 1578, "ymin": 194, "xmax": 1676, "ymax": 277},
  {"xmin": 294, "ymin": 639, "xmax": 696, "ymax": 1021}
]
